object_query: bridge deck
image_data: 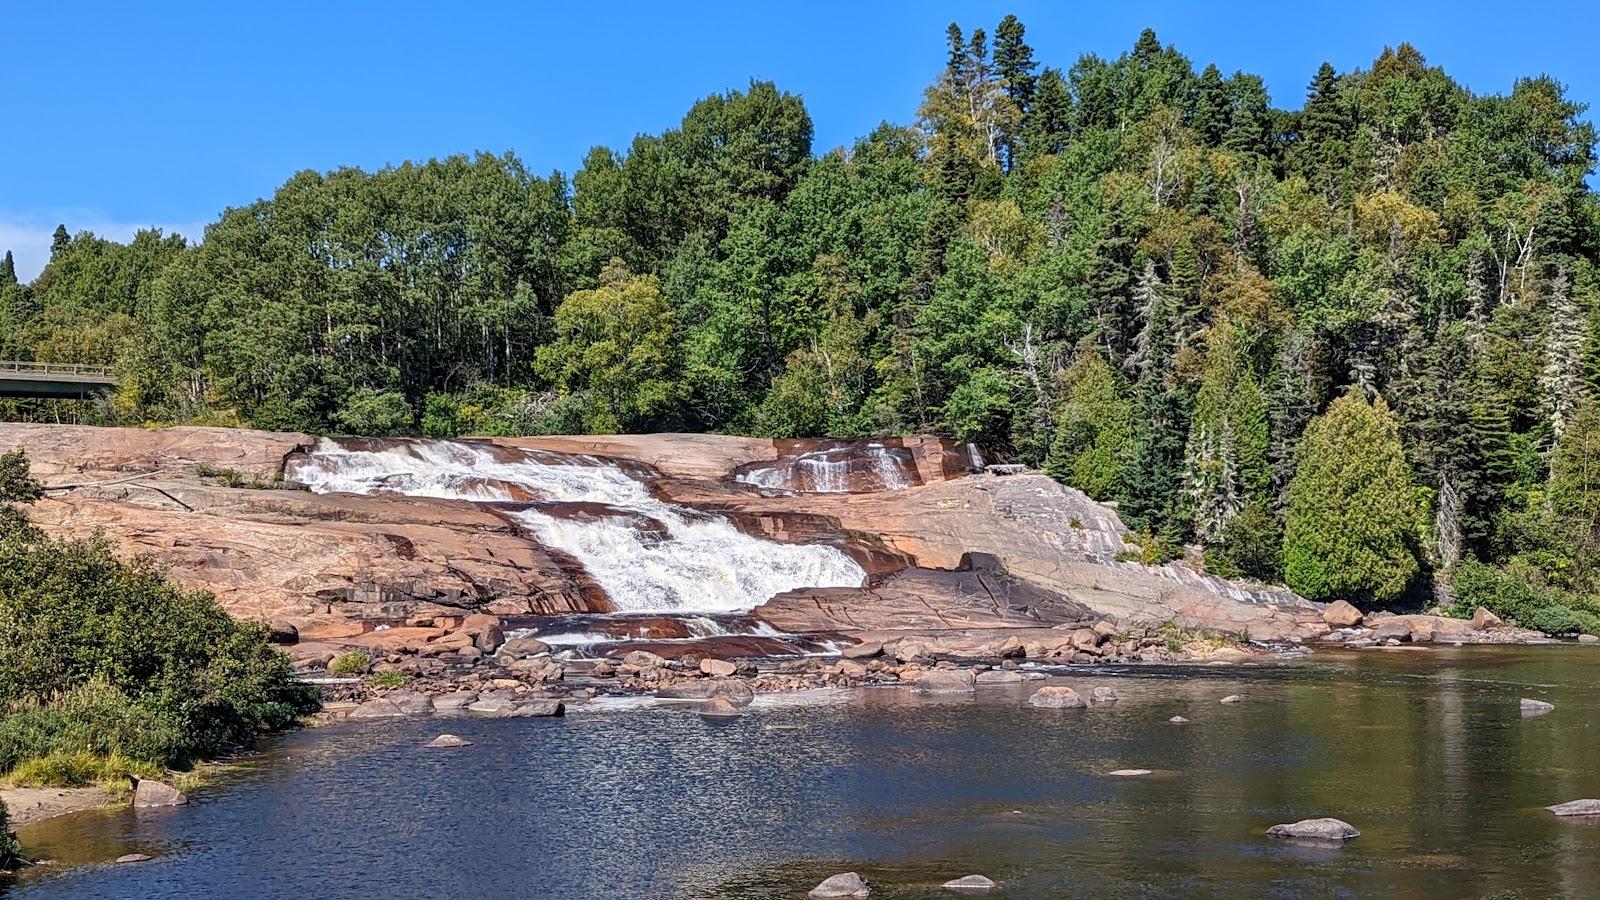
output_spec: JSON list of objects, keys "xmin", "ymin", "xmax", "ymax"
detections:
[{"xmin": 0, "ymin": 361, "xmax": 118, "ymax": 399}]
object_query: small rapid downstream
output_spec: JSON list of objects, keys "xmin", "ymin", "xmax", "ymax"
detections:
[{"xmin": 287, "ymin": 439, "xmax": 866, "ymax": 614}]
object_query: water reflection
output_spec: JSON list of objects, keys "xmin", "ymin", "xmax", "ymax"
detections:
[{"xmin": 7, "ymin": 647, "xmax": 1600, "ymax": 898}]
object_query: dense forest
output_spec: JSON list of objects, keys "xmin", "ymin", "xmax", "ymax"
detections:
[{"xmin": 2, "ymin": 21, "xmax": 1598, "ymax": 625}]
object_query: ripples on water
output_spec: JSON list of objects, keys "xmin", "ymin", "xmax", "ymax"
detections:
[{"xmin": 10, "ymin": 648, "xmax": 1600, "ymax": 898}]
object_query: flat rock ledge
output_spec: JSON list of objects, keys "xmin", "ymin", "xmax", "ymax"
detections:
[
  {"xmin": 942, "ymin": 874, "xmax": 996, "ymax": 892},
  {"xmin": 1547, "ymin": 799, "xmax": 1600, "ymax": 817},
  {"xmin": 1266, "ymin": 818, "xmax": 1360, "ymax": 842},
  {"xmin": 809, "ymin": 871, "xmax": 871, "ymax": 898}
]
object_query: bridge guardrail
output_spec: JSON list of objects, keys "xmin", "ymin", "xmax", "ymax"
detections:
[{"xmin": 0, "ymin": 360, "xmax": 116, "ymax": 378}]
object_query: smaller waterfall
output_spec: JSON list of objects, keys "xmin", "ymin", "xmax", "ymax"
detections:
[{"xmin": 736, "ymin": 442, "xmax": 919, "ymax": 493}]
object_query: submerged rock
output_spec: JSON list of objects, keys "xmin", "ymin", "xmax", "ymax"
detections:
[
  {"xmin": 115, "ymin": 854, "xmax": 152, "ymax": 864},
  {"xmin": 809, "ymin": 872, "xmax": 871, "ymax": 898},
  {"xmin": 1219, "ymin": 695, "xmax": 1244, "ymax": 704},
  {"xmin": 1089, "ymin": 686, "xmax": 1119, "ymax": 704},
  {"xmin": 1546, "ymin": 799, "xmax": 1600, "ymax": 817},
  {"xmin": 1168, "ymin": 715, "xmax": 1189, "ymax": 723},
  {"xmin": 1028, "ymin": 686, "xmax": 1085, "ymax": 709},
  {"xmin": 1266, "ymin": 818, "xmax": 1359, "ymax": 842},
  {"xmin": 425, "ymin": 734, "xmax": 472, "ymax": 748},
  {"xmin": 975, "ymin": 670, "xmax": 1024, "ymax": 685},
  {"xmin": 698, "ymin": 697, "xmax": 743, "ymax": 718},
  {"xmin": 942, "ymin": 874, "xmax": 996, "ymax": 892},
  {"xmin": 1521, "ymin": 698, "xmax": 1555, "ymax": 717},
  {"xmin": 1108, "ymin": 769, "xmax": 1153, "ymax": 777},
  {"xmin": 132, "ymin": 779, "xmax": 187, "ymax": 809}
]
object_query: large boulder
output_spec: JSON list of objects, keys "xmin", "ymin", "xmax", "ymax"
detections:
[
  {"xmin": 698, "ymin": 697, "xmax": 743, "ymax": 718},
  {"xmin": 384, "ymin": 692, "xmax": 435, "ymax": 715},
  {"xmin": 499, "ymin": 636, "xmax": 551, "ymax": 658},
  {"xmin": 1089, "ymin": 686, "xmax": 1119, "ymax": 705},
  {"xmin": 1266, "ymin": 818, "xmax": 1359, "ymax": 842},
  {"xmin": 508, "ymin": 700, "xmax": 565, "ymax": 717},
  {"xmin": 699, "ymin": 658, "xmax": 737, "ymax": 677},
  {"xmin": 809, "ymin": 872, "xmax": 871, "ymax": 898},
  {"xmin": 432, "ymin": 691, "xmax": 479, "ymax": 710},
  {"xmin": 916, "ymin": 669, "xmax": 977, "ymax": 693},
  {"xmin": 1323, "ymin": 600, "xmax": 1363, "ymax": 628},
  {"xmin": 1028, "ymin": 686, "xmax": 1085, "ymax": 709},
  {"xmin": 841, "ymin": 640, "xmax": 883, "ymax": 659},
  {"xmin": 132, "ymin": 779, "xmax": 187, "ymax": 809},
  {"xmin": 975, "ymin": 669, "xmax": 1024, "ymax": 685},
  {"xmin": 1521, "ymin": 698, "xmax": 1555, "ymax": 717},
  {"xmin": 1470, "ymin": 606, "xmax": 1503, "ymax": 630}
]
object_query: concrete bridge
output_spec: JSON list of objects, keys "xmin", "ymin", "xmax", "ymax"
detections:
[{"xmin": 0, "ymin": 361, "xmax": 118, "ymax": 399}]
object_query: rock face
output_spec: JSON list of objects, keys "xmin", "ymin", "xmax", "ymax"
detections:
[
  {"xmin": 1547, "ymin": 799, "xmax": 1600, "ymax": 817},
  {"xmin": 1, "ymin": 424, "xmax": 1327, "ymax": 648},
  {"xmin": 808, "ymin": 872, "xmax": 871, "ymax": 898},
  {"xmin": 1029, "ymin": 686, "xmax": 1085, "ymax": 709},
  {"xmin": 132, "ymin": 780, "xmax": 187, "ymax": 809},
  {"xmin": 1266, "ymin": 818, "xmax": 1360, "ymax": 841}
]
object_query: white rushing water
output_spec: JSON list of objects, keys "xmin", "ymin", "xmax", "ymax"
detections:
[
  {"xmin": 290, "ymin": 439, "xmax": 866, "ymax": 614},
  {"xmin": 736, "ymin": 443, "xmax": 916, "ymax": 493}
]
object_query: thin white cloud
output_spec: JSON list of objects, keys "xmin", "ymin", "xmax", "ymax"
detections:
[{"xmin": 0, "ymin": 213, "xmax": 209, "ymax": 283}]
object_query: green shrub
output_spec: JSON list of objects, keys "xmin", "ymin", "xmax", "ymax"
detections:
[
  {"xmin": 369, "ymin": 670, "xmax": 405, "ymax": 689},
  {"xmin": 0, "ymin": 455, "xmax": 319, "ymax": 784},
  {"xmin": 328, "ymin": 651, "xmax": 372, "ymax": 676},
  {"xmin": 0, "ymin": 799, "xmax": 22, "ymax": 871}
]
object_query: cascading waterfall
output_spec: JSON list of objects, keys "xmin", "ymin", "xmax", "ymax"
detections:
[
  {"xmin": 289, "ymin": 439, "xmax": 865, "ymax": 614},
  {"xmin": 736, "ymin": 443, "xmax": 917, "ymax": 493}
]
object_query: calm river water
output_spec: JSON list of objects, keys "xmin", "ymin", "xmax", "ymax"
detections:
[{"xmin": 8, "ymin": 647, "xmax": 1600, "ymax": 898}]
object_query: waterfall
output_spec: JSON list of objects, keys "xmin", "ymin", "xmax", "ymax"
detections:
[
  {"xmin": 735, "ymin": 442, "xmax": 918, "ymax": 493},
  {"xmin": 289, "ymin": 439, "xmax": 865, "ymax": 614}
]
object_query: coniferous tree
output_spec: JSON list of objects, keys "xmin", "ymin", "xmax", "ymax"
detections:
[
  {"xmin": 0, "ymin": 250, "xmax": 15, "ymax": 286},
  {"xmin": 1021, "ymin": 67, "xmax": 1073, "ymax": 159},
  {"xmin": 993, "ymin": 14, "xmax": 1038, "ymax": 171},
  {"xmin": 1191, "ymin": 64, "xmax": 1229, "ymax": 146},
  {"xmin": 49, "ymin": 225, "xmax": 69, "ymax": 258},
  {"xmin": 1284, "ymin": 390, "xmax": 1421, "ymax": 604},
  {"xmin": 1046, "ymin": 343, "xmax": 1133, "ymax": 499}
]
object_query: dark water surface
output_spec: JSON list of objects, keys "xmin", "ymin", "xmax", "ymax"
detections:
[{"xmin": 9, "ymin": 647, "xmax": 1600, "ymax": 898}]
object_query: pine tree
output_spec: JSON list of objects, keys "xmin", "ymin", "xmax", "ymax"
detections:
[
  {"xmin": 0, "ymin": 250, "xmax": 15, "ymax": 286},
  {"xmin": 49, "ymin": 224, "xmax": 69, "ymax": 258},
  {"xmin": 993, "ymin": 15, "xmax": 1038, "ymax": 114},
  {"xmin": 1120, "ymin": 262, "xmax": 1189, "ymax": 536},
  {"xmin": 1284, "ymin": 390, "xmax": 1421, "ymax": 604},
  {"xmin": 1125, "ymin": 259, "xmax": 1164, "ymax": 377}
]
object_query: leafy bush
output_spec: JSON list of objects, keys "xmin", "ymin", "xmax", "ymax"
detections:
[
  {"xmin": 328, "ymin": 651, "xmax": 371, "ymax": 676},
  {"xmin": 335, "ymin": 388, "xmax": 414, "ymax": 436},
  {"xmin": 0, "ymin": 800, "xmax": 21, "ymax": 871},
  {"xmin": 0, "ymin": 453, "xmax": 319, "ymax": 784},
  {"xmin": 369, "ymin": 670, "xmax": 405, "ymax": 689},
  {"xmin": 1446, "ymin": 556, "xmax": 1600, "ymax": 635}
]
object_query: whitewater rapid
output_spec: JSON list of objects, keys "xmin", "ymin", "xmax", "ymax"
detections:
[{"xmin": 289, "ymin": 439, "xmax": 866, "ymax": 614}]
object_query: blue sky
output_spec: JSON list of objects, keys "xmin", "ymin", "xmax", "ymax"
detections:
[{"xmin": 3, "ymin": 0, "xmax": 1595, "ymax": 280}]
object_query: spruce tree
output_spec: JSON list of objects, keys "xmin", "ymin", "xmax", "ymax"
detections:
[
  {"xmin": 1021, "ymin": 67, "xmax": 1072, "ymax": 159},
  {"xmin": 1046, "ymin": 344, "xmax": 1133, "ymax": 500},
  {"xmin": 1191, "ymin": 64, "xmax": 1229, "ymax": 146},
  {"xmin": 0, "ymin": 250, "xmax": 15, "ymax": 286},
  {"xmin": 49, "ymin": 224, "xmax": 69, "ymax": 258},
  {"xmin": 1183, "ymin": 319, "xmax": 1270, "ymax": 542},
  {"xmin": 993, "ymin": 14, "xmax": 1038, "ymax": 171},
  {"xmin": 1284, "ymin": 390, "xmax": 1421, "ymax": 604}
]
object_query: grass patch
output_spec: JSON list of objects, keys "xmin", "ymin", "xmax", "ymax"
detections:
[
  {"xmin": 369, "ymin": 670, "xmax": 405, "ymax": 689},
  {"xmin": 328, "ymin": 651, "xmax": 372, "ymax": 676},
  {"xmin": 192, "ymin": 464, "xmax": 279, "ymax": 490}
]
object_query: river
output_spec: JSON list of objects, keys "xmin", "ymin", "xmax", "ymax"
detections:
[{"xmin": 8, "ymin": 647, "xmax": 1600, "ymax": 898}]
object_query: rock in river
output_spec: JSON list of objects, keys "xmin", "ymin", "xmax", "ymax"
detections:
[
  {"xmin": 975, "ymin": 670, "xmax": 1024, "ymax": 685},
  {"xmin": 1108, "ymin": 769, "xmax": 1153, "ymax": 777},
  {"xmin": 116, "ymin": 854, "xmax": 152, "ymax": 864},
  {"xmin": 658, "ymin": 678, "xmax": 755, "ymax": 706},
  {"xmin": 1169, "ymin": 716, "xmax": 1190, "ymax": 724},
  {"xmin": 916, "ymin": 669, "xmax": 977, "ymax": 693},
  {"xmin": 349, "ymin": 698, "xmax": 407, "ymax": 719},
  {"xmin": 942, "ymin": 874, "xmax": 996, "ymax": 892},
  {"xmin": 699, "ymin": 658, "xmax": 737, "ymax": 677},
  {"xmin": 1089, "ymin": 686, "xmax": 1119, "ymax": 704},
  {"xmin": 1028, "ymin": 686, "xmax": 1085, "ymax": 709},
  {"xmin": 1266, "ymin": 818, "xmax": 1360, "ymax": 842},
  {"xmin": 133, "ymin": 779, "xmax": 187, "ymax": 809},
  {"xmin": 432, "ymin": 692, "xmax": 479, "ymax": 711},
  {"xmin": 1219, "ymin": 695, "xmax": 1244, "ymax": 704},
  {"xmin": 698, "ymin": 697, "xmax": 743, "ymax": 718},
  {"xmin": 425, "ymin": 734, "xmax": 472, "ymax": 748},
  {"xmin": 1521, "ymin": 698, "xmax": 1555, "ymax": 717},
  {"xmin": 809, "ymin": 872, "xmax": 870, "ymax": 898},
  {"xmin": 1547, "ymin": 799, "xmax": 1600, "ymax": 817},
  {"xmin": 508, "ymin": 699, "xmax": 565, "ymax": 718}
]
